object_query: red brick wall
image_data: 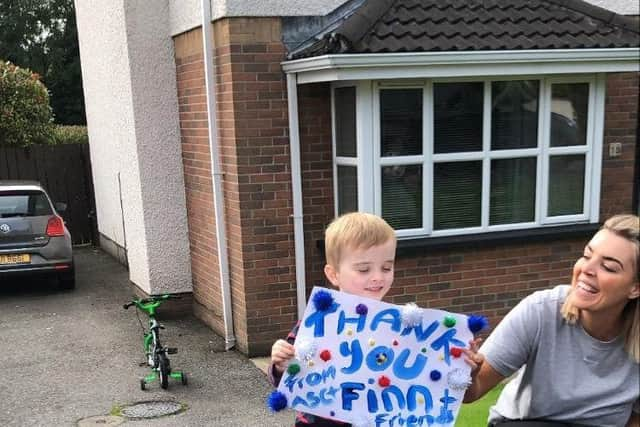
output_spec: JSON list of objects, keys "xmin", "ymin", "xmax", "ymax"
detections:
[
  {"xmin": 174, "ymin": 20, "xmax": 300, "ymax": 355},
  {"xmin": 600, "ymin": 72, "xmax": 639, "ymax": 218},
  {"xmin": 174, "ymin": 28, "xmax": 226, "ymax": 334},
  {"xmin": 298, "ymin": 83, "xmax": 335, "ymax": 294},
  {"xmin": 389, "ymin": 241, "xmax": 583, "ymax": 331},
  {"xmin": 214, "ymin": 18, "xmax": 296, "ymax": 355}
]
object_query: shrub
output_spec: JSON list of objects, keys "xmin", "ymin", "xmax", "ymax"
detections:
[
  {"xmin": 0, "ymin": 60, "xmax": 54, "ymax": 146},
  {"xmin": 52, "ymin": 125, "xmax": 88, "ymax": 144}
]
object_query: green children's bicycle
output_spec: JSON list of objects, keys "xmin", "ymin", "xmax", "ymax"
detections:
[{"xmin": 123, "ymin": 294, "xmax": 188, "ymax": 390}]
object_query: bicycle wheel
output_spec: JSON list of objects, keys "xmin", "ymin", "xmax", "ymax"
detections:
[
  {"xmin": 150, "ymin": 330, "xmax": 161, "ymax": 367},
  {"xmin": 158, "ymin": 354, "xmax": 170, "ymax": 389}
]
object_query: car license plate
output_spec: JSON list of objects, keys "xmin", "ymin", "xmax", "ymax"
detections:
[{"xmin": 0, "ymin": 254, "xmax": 31, "ymax": 265}]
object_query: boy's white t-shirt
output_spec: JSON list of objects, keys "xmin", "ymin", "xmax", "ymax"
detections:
[{"xmin": 482, "ymin": 285, "xmax": 640, "ymax": 427}]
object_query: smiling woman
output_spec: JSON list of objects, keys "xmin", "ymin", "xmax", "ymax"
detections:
[
  {"xmin": 463, "ymin": 214, "xmax": 640, "ymax": 427},
  {"xmin": 563, "ymin": 215, "xmax": 640, "ymax": 352}
]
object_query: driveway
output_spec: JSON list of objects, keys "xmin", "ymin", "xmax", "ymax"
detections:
[{"xmin": 0, "ymin": 246, "xmax": 291, "ymax": 426}]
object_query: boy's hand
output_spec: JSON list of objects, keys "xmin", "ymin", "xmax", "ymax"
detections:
[
  {"xmin": 462, "ymin": 337, "xmax": 484, "ymax": 377},
  {"xmin": 271, "ymin": 339, "xmax": 295, "ymax": 373}
]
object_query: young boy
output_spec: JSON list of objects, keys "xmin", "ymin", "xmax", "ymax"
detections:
[{"xmin": 269, "ymin": 212, "xmax": 397, "ymax": 427}]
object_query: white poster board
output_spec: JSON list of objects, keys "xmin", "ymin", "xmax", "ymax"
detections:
[{"xmin": 275, "ymin": 287, "xmax": 478, "ymax": 427}]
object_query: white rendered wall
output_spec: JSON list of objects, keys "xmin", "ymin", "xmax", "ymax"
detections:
[
  {"xmin": 169, "ymin": 0, "xmax": 201, "ymax": 37},
  {"xmin": 168, "ymin": 0, "xmax": 351, "ymax": 36},
  {"xmin": 584, "ymin": 0, "xmax": 639, "ymax": 15},
  {"xmin": 75, "ymin": 0, "xmax": 192, "ymax": 295},
  {"xmin": 168, "ymin": 0, "xmax": 638, "ymax": 40}
]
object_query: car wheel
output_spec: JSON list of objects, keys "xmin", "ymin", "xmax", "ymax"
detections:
[{"xmin": 58, "ymin": 265, "xmax": 75, "ymax": 290}]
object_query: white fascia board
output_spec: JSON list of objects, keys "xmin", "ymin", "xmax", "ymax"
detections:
[{"xmin": 282, "ymin": 48, "xmax": 640, "ymax": 84}]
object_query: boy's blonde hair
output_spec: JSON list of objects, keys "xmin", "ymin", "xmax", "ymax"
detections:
[
  {"xmin": 324, "ymin": 212, "xmax": 396, "ymax": 267},
  {"xmin": 562, "ymin": 214, "xmax": 640, "ymax": 362}
]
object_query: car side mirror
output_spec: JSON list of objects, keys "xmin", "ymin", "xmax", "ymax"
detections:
[{"xmin": 55, "ymin": 202, "xmax": 68, "ymax": 213}]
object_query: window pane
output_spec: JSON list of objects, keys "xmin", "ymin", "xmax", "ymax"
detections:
[
  {"xmin": 335, "ymin": 87, "xmax": 357, "ymax": 157},
  {"xmin": 434, "ymin": 82, "xmax": 483, "ymax": 153},
  {"xmin": 492, "ymin": 81, "xmax": 539, "ymax": 150},
  {"xmin": 490, "ymin": 158, "xmax": 536, "ymax": 224},
  {"xmin": 548, "ymin": 155, "xmax": 585, "ymax": 216},
  {"xmin": 550, "ymin": 83, "xmax": 589, "ymax": 147},
  {"xmin": 0, "ymin": 191, "xmax": 52, "ymax": 217},
  {"xmin": 434, "ymin": 161, "xmax": 482, "ymax": 230},
  {"xmin": 380, "ymin": 89, "xmax": 422, "ymax": 156},
  {"xmin": 337, "ymin": 165, "xmax": 357, "ymax": 215},
  {"xmin": 382, "ymin": 165, "xmax": 422, "ymax": 229}
]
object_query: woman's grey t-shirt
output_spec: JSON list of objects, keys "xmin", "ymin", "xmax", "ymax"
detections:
[{"xmin": 482, "ymin": 285, "xmax": 639, "ymax": 427}]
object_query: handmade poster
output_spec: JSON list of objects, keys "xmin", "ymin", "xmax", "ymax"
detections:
[{"xmin": 268, "ymin": 287, "xmax": 487, "ymax": 427}]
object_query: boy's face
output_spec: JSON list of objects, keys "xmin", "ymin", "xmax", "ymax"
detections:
[{"xmin": 324, "ymin": 239, "xmax": 396, "ymax": 301}]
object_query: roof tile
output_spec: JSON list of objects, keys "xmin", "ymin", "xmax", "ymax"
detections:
[{"xmin": 291, "ymin": 0, "xmax": 639, "ymax": 58}]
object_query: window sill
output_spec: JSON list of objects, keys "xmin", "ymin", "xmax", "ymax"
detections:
[
  {"xmin": 315, "ymin": 223, "xmax": 600, "ymax": 257},
  {"xmin": 395, "ymin": 223, "xmax": 600, "ymax": 256}
]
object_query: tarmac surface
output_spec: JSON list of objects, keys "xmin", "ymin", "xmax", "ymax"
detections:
[{"xmin": 0, "ymin": 246, "xmax": 292, "ymax": 427}]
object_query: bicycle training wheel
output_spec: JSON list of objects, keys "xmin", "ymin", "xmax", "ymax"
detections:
[{"xmin": 158, "ymin": 354, "xmax": 170, "ymax": 389}]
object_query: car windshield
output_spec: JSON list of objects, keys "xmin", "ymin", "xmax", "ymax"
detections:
[{"xmin": 0, "ymin": 191, "xmax": 53, "ymax": 217}]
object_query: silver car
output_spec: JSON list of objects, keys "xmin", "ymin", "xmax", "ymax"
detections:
[{"xmin": 0, "ymin": 181, "xmax": 74, "ymax": 289}]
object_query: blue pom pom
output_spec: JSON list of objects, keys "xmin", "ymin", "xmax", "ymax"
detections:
[
  {"xmin": 356, "ymin": 303, "xmax": 368, "ymax": 315},
  {"xmin": 430, "ymin": 370, "xmax": 442, "ymax": 381},
  {"xmin": 313, "ymin": 289, "xmax": 334, "ymax": 311},
  {"xmin": 468, "ymin": 314, "xmax": 489, "ymax": 333},
  {"xmin": 267, "ymin": 390, "xmax": 288, "ymax": 412}
]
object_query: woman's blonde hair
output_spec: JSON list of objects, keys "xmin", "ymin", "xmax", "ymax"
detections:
[
  {"xmin": 324, "ymin": 212, "xmax": 396, "ymax": 268},
  {"xmin": 561, "ymin": 214, "xmax": 640, "ymax": 362}
]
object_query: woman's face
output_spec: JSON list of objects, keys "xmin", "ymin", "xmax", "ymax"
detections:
[{"xmin": 570, "ymin": 229, "xmax": 640, "ymax": 315}]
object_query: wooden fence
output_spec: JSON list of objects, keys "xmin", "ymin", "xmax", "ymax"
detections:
[{"xmin": 0, "ymin": 144, "xmax": 98, "ymax": 245}]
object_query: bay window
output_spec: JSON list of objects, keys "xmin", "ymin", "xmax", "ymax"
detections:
[{"xmin": 332, "ymin": 76, "xmax": 603, "ymax": 238}]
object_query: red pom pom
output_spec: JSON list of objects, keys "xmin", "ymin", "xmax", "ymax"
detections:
[
  {"xmin": 378, "ymin": 375, "xmax": 391, "ymax": 387},
  {"xmin": 392, "ymin": 339, "xmax": 399, "ymax": 346},
  {"xmin": 319, "ymin": 349, "xmax": 331, "ymax": 362},
  {"xmin": 450, "ymin": 347, "xmax": 463, "ymax": 358}
]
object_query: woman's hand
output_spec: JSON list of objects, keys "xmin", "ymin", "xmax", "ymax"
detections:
[
  {"xmin": 462, "ymin": 337, "xmax": 505, "ymax": 403},
  {"xmin": 271, "ymin": 339, "xmax": 295, "ymax": 374},
  {"xmin": 462, "ymin": 337, "xmax": 484, "ymax": 377}
]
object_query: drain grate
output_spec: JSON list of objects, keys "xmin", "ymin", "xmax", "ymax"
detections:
[{"xmin": 120, "ymin": 401, "xmax": 184, "ymax": 419}]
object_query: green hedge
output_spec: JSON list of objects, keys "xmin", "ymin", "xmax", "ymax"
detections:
[
  {"xmin": 52, "ymin": 125, "xmax": 88, "ymax": 144},
  {"xmin": 0, "ymin": 60, "xmax": 54, "ymax": 146}
]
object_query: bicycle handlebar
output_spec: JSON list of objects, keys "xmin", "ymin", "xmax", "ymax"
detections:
[{"xmin": 123, "ymin": 294, "xmax": 181, "ymax": 310}]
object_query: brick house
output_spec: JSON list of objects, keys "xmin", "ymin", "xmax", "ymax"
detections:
[{"xmin": 76, "ymin": 0, "xmax": 639, "ymax": 356}]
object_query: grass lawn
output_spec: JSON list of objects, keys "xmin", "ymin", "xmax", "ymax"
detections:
[{"xmin": 455, "ymin": 384, "xmax": 504, "ymax": 426}]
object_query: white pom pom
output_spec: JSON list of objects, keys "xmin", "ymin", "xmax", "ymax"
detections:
[
  {"xmin": 295, "ymin": 338, "xmax": 317, "ymax": 362},
  {"xmin": 447, "ymin": 368, "xmax": 472, "ymax": 391},
  {"xmin": 351, "ymin": 415, "xmax": 375, "ymax": 427},
  {"xmin": 401, "ymin": 302, "xmax": 423, "ymax": 327}
]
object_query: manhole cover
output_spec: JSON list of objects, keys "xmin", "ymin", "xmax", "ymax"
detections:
[{"xmin": 120, "ymin": 401, "xmax": 184, "ymax": 419}]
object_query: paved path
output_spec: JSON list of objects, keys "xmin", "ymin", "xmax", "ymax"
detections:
[{"xmin": 0, "ymin": 247, "xmax": 291, "ymax": 426}]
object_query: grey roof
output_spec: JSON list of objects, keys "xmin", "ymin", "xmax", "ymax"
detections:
[{"xmin": 290, "ymin": 0, "xmax": 640, "ymax": 59}]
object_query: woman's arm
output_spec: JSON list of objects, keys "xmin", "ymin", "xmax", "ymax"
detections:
[
  {"xmin": 626, "ymin": 411, "xmax": 640, "ymax": 427},
  {"xmin": 463, "ymin": 355, "xmax": 505, "ymax": 403}
]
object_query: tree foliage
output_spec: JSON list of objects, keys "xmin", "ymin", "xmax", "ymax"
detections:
[
  {"xmin": 0, "ymin": 0, "xmax": 85, "ymax": 124},
  {"xmin": 0, "ymin": 60, "xmax": 54, "ymax": 146}
]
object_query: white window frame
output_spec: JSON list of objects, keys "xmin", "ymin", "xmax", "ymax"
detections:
[{"xmin": 331, "ymin": 74, "xmax": 605, "ymax": 239}]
